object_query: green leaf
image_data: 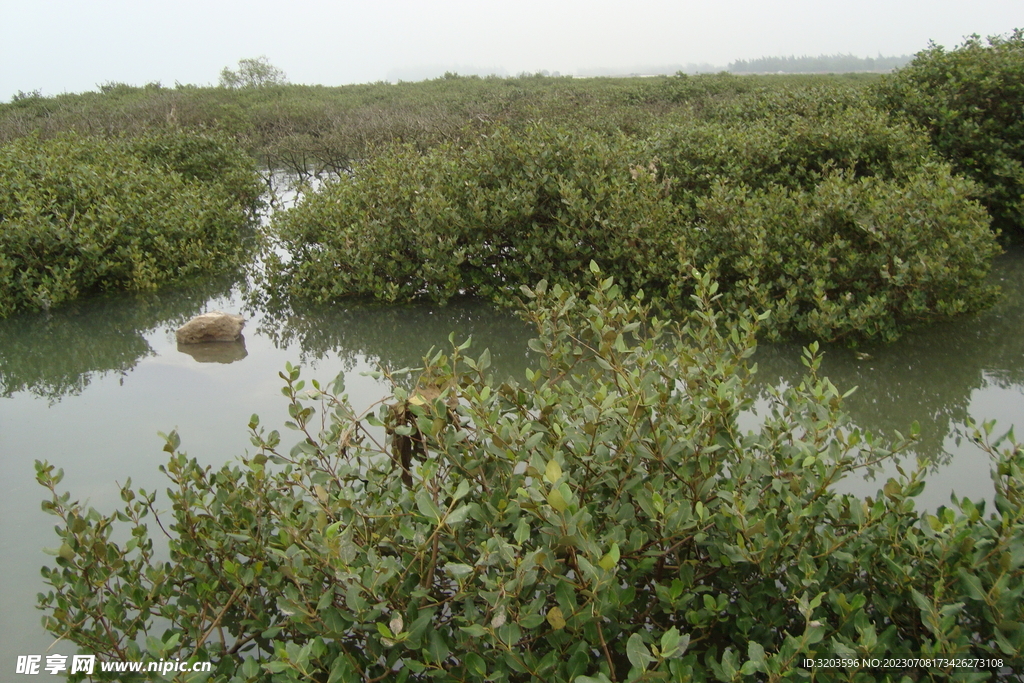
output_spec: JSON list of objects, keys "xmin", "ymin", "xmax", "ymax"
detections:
[
  {"xmin": 426, "ymin": 630, "xmax": 450, "ymax": 664},
  {"xmin": 626, "ymin": 633, "xmax": 655, "ymax": 671},
  {"xmin": 957, "ymin": 568, "xmax": 987, "ymax": 601},
  {"xmin": 660, "ymin": 626, "xmax": 689, "ymax": 658},
  {"xmin": 747, "ymin": 641, "xmax": 766, "ymax": 668},
  {"xmin": 514, "ymin": 518, "xmax": 531, "ymax": 544},
  {"xmin": 443, "ymin": 562, "xmax": 474, "ymax": 578},
  {"xmin": 415, "ymin": 488, "xmax": 443, "ymax": 522},
  {"xmin": 452, "ymin": 478, "xmax": 471, "ymax": 501},
  {"xmin": 464, "ymin": 652, "xmax": 486, "ymax": 675},
  {"xmin": 445, "ymin": 504, "xmax": 471, "ymax": 525},
  {"xmin": 518, "ymin": 612, "xmax": 546, "ymax": 629},
  {"xmin": 994, "ymin": 629, "xmax": 1017, "ymax": 655},
  {"xmin": 910, "ymin": 589, "xmax": 933, "ymax": 615}
]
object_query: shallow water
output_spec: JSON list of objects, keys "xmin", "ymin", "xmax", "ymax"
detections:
[{"xmin": 1, "ymin": 248, "xmax": 1022, "ymax": 668}]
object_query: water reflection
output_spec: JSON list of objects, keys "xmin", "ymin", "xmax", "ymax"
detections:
[
  {"xmin": 2, "ymin": 248, "xmax": 1021, "ymax": 445},
  {"xmin": 251, "ymin": 296, "xmax": 535, "ymax": 381},
  {"xmin": 748, "ymin": 245, "xmax": 1024, "ymax": 472},
  {"xmin": 0, "ymin": 276, "xmax": 237, "ymax": 401}
]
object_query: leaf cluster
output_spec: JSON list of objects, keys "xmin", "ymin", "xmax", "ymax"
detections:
[
  {"xmin": 0, "ymin": 131, "xmax": 262, "ymax": 317},
  {"xmin": 37, "ymin": 270, "xmax": 1024, "ymax": 681},
  {"xmin": 874, "ymin": 29, "xmax": 1024, "ymax": 238},
  {"xmin": 265, "ymin": 101, "xmax": 999, "ymax": 343}
]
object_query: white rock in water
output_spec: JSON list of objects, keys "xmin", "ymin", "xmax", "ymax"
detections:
[{"xmin": 175, "ymin": 311, "xmax": 245, "ymax": 344}]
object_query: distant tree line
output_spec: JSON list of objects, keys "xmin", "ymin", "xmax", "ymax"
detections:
[{"xmin": 729, "ymin": 53, "xmax": 911, "ymax": 74}]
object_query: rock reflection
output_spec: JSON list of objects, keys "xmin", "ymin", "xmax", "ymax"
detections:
[{"xmin": 176, "ymin": 336, "xmax": 248, "ymax": 364}]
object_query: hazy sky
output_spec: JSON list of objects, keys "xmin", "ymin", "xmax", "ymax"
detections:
[{"xmin": 2, "ymin": 0, "xmax": 1020, "ymax": 99}]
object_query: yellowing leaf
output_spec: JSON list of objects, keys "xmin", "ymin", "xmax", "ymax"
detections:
[
  {"xmin": 544, "ymin": 459, "xmax": 562, "ymax": 484},
  {"xmin": 598, "ymin": 542, "xmax": 620, "ymax": 571},
  {"xmin": 547, "ymin": 488, "xmax": 567, "ymax": 512},
  {"xmin": 546, "ymin": 606, "xmax": 566, "ymax": 630}
]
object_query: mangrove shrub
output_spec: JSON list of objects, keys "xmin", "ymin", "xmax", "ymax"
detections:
[
  {"xmin": 684, "ymin": 165, "xmax": 999, "ymax": 342},
  {"xmin": 0, "ymin": 131, "xmax": 262, "ymax": 317},
  {"xmin": 266, "ymin": 124, "xmax": 681, "ymax": 306},
  {"xmin": 266, "ymin": 118, "xmax": 999, "ymax": 344},
  {"xmin": 37, "ymin": 271, "xmax": 1024, "ymax": 681},
  {"xmin": 874, "ymin": 29, "xmax": 1024, "ymax": 238},
  {"xmin": 650, "ymin": 93, "xmax": 937, "ymax": 198}
]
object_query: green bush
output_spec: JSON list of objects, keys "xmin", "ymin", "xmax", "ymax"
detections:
[
  {"xmin": 651, "ymin": 90, "xmax": 937, "ymax": 198},
  {"xmin": 266, "ymin": 118, "xmax": 999, "ymax": 344},
  {"xmin": 37, "ymin": 271, "xmax": 1024, "ymax": 681},
  {"xmin": 685, "ymin": 165, "xmax": 1000, "ymax": 342},
  {"xmin": 124, "ymin": 130, "xmax": 264, "ymax": 210},
  {"xmin": 874, "ymin": 29, "xmax": 1024, "ymax": 238},
  {"xmin": 0, "ymin": 131, "xmax": 261, "ymax": 317},
  {"xmin": 266, "ymin": 124, "xmax": 683, "ymax": 305}
]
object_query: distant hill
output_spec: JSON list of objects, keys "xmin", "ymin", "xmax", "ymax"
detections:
[{"xmin": 728, "ymin": 53, "xmax": 911, "ymax": 74}]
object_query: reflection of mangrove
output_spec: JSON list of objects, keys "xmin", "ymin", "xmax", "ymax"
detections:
[
  {"xmin": 251, "ymin": 296, "xmax": 535, "ymax": 382},
  {"xmin": 749, "ymin": 247, "xmax": 1024, "ymax": 468},
  {"xmin": 176, "ymin": 336, "xmax": 248, "ymax": 364},
  {"xmin": 0, "ymin": 275, "xmax": 239, "ymax": 400}
]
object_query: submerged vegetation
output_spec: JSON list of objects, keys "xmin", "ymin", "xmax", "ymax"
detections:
[{"xmin": 36, "ymin": 273, "xmax": 1024, "ymax": 681}]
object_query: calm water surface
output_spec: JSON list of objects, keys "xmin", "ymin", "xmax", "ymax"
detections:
[{"xmin": 1, "ymin": 249, "xmax": 1022, "ymax": 668}]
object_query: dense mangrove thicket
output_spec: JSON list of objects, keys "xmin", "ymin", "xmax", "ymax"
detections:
[
  {"xmin": 875, "ymin": 29, "xmax": 1024, "ymax": 238},
  {"xmin": 0, "ymin": 131, "xmax": 262, "ymax": 317},
  {"xmin": 2, "ymin": 32, "xmax": 1021, "ymax": 328},
  {"xmin": 0, "ymin": 72, "xmax": 881, "ymax": 178},
  {"xmin": 267, "ymin": 106, "xmax": 999, "ymax": 343},
  {"xmin": 37, "ymin": 273, "xmax": 1024, "ymax": 682}
]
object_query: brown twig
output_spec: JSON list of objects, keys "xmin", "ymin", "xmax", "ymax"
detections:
[
  {"xmin": 195, "ymin": 586, "xmax": 243, "ymax": 651},
  {"xmin": 596, "ymin": 619, "xmax": 617, "ymax": 681}
]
